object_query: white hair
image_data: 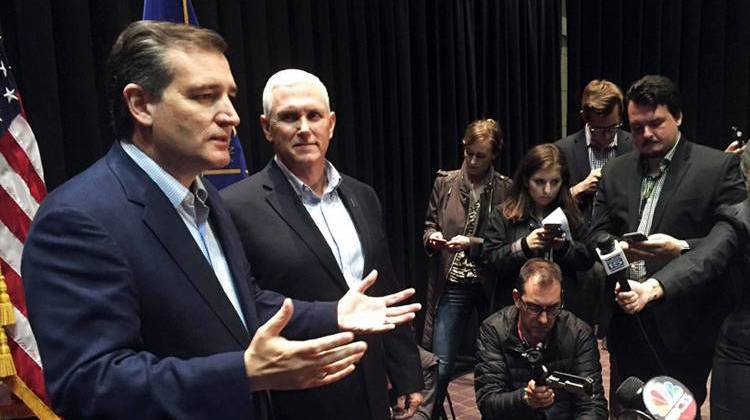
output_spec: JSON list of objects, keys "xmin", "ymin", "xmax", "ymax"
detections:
[{"xmin": 262, "ymin": 69, "xmax": 331, "ymax": 116}]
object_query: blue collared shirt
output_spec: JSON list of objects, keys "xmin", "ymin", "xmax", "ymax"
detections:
[
  {"xmin": 274, "ymin": 156, "xmax": 364, "ymax": 288},
  {"xmin": 121, "ymin": 141, "xmax": 246, "ymax": 327}
]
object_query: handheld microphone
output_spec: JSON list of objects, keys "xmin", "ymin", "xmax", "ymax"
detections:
[
  {"xmin": 595, "ymin": 237, "xmax": 631, "ymax": 292},
  {"xmin": 615, "ymin": 376, "xmax": 697, "ymax": 420}
]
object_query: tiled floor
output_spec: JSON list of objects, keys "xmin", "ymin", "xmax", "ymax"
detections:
[{"xmin": 442, "ymin": 341, "xmax": 710, "ymax": 419}]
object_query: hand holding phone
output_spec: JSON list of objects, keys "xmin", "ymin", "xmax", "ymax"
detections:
[
  {"xmin": 622, "ymin": 232, "xmax": 648, "ymax": 242},
  {"xmin": 543, "ymin": 223, "xmax": 563, "ymax": 238},
  {"xmin": 430, "ymin": 237, "xmax": 447, "ymax": 249}
]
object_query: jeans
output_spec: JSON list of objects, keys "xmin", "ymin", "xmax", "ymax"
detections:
[{"xmin": 431, "ymin": 282, "xmax": 486, "ymax": 418}]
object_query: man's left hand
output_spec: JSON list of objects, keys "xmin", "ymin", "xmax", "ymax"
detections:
[
  {"xmin": 725, "ymin": 139, "xmax": 747, "ymax": 155},
  {"xmin": 628, "ymin": 233, "xmax": 687, "ymax": 259},
  {"xmin": 391, "ymin": 392, "xmax": 423, "ymax": 419},
  {"xmin": 615, "ymin": 278, "xmax": 664, "ymax": 314},
  {"xmin": 338, "ymin": 270, "xmax": 421, "ymax": 334}
]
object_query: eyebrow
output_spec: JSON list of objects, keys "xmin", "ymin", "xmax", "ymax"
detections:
[{"xmin": 186, "ymin": 83, "xmax": 237, "ymax": 95}]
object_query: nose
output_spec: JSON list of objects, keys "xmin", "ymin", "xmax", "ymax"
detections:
[
  {"xmin": 543, "ymin": 183, "xmax": 552, "ymax": 195},
  {"xmin": 470, "ymin": 156, "xmax": 478, "ymax": 165},
  {"xmin": 537, "ymin": 311, "xmax": 549, "ymax": 324},
  {"xmin": 216, "ymin": 96, "xmax": 240, "ymax": 127},
  {"xmin": 298, "ymin": 116, "xmax": 310, "ymax": 133},
  {"xmin": 643, "ymin": 125, "xmax": 654, "ymax": 139}
]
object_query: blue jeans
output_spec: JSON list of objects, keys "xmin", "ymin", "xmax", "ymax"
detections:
[{"xmin": 431, "ymin": 282, "xmax": 486, "ymax": 417}]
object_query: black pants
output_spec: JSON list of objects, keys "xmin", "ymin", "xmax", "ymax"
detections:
[{"xmin": 711, "ymin": 335, "xmax": 750, "ymax": 420}]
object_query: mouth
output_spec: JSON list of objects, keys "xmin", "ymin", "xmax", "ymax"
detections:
[
  {"xmin": 209, "ymin": 135, "xmax": 230, "ymax": 145},
  {"xmin": 293, "ymin": 142, "xmax": 319, "ymax": 149}
]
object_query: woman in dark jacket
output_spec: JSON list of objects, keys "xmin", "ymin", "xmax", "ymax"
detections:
[
  {"xmin": 481, "ymin": 143, "xmax": 594, "ymax": 321},
  {"xmin": 422, "ymin": 118, "xmax": 511, "ymax": 415}
]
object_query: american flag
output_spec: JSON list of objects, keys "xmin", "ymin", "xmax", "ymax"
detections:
[{"xmin": 0, "ymin": 34, "xmax": 57, "ymax": 419}]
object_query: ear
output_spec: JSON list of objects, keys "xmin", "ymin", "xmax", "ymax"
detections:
[
  {"xmin": 675, "ymin": 112, "xmax": 683, "ymax": 126},
  {"xmin": 327, "ymin": 111, "xmax": 337, "ymax": 139},
  {"xmin": 512, "ymin": 289, "xmax": 521, "ymax": 306},
  {"xmin": 260, "ymin": 114, "xmax": 273, "ymax": 142},
  {"xmin": 123, "ymin": 83, "xmax": 154, "ymax": 128}
]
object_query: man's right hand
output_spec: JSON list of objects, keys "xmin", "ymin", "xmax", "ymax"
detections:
[
  {"xmin": 245, "ymin": 298, "xmax": 367, "ymax": 392},
  {"xmin": 570, "ymin": 168, "xmax": 602, "ymax": 200},
  {"xmin": 525, "ymin": 379, "xmax": 554, "ymax": 410}
]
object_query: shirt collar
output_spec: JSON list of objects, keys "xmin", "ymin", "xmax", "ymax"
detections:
[
  {"xmin": 585, "ymin": 123, "xmax": 619, "ymax": 149},
  {"xmin": 274, "ymin": 155, "xmax": 342, "ymax": 203},
  {"xmin": 120, "ymin": 141, "xmax": 207, "ymax": 209}
]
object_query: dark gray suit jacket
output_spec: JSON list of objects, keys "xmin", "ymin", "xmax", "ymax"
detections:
[
  {"xmin": 221, "ymin": 160, "xmax": 422, "ymax": 420},
  {"xmin": 22, "ymin": 143, "xmax": 338, "ymax": 419},
  {"xmin": 587, "ymin": 138, "xmax": 745, "ymax": 353},
  {"xmin": 555, "ymin": 128, "xmax": 633, "ymax": 222}
]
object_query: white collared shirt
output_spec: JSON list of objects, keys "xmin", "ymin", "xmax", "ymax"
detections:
[
  {"xmin": 274, "ymin": 156, "xmax": 365, "ymax": 288},
  {"xmin": 121, "ymin": 141, "xmax": 246, "ymax": 327}
]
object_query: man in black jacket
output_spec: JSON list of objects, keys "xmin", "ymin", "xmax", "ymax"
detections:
[
  {"xmin": 555, "ymin": 79, "xmax": 633, "ymax": 223},
  {"xmin": 555, "ymin": 79, "xmax": 634, "ymax": 335},
  {"xmin": 475, "ymin": 259, "xmax": 607, "ymax": 419},
  {"xmin": 221, "ymin": 69, "xmax": 422, "ymax": 420},
  {"xmin": 587, "ymin": 75, "xmax": 745, "ymax": 413}
]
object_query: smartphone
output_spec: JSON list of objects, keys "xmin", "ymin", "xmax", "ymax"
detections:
[
  {"xmin": 543, "ymin": 223, "xmax": 563, "ymax": 237},
  {"xmin": 622, "ymin": 232, "xmax": 648, "ymax": 242},
  {"xmin": 431, "ymin": 237, "xmax": 447, "ymax": 248}
]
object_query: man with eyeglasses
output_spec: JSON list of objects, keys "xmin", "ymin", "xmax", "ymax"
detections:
[
  {"xmin": 587, "ymin": 74, "xmax": 745, "ymax": 416},
  {"xmin": 475, "ymin": 259, "xmax": 607, "ymax": 419},
  {"xmin": 556, "ymin": 79, "xmax": 634, "ymax": 223},
  {"xmin": 555, "ymin": 80, "xmax": 635, "ymax": 335}
]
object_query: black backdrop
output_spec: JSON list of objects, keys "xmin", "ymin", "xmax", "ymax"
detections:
[
  {"xmin": 0, "ymin": 0, "xmax": 561, "ymax": 328},
  {"xmin": 567, "ymin": 0, "xmax": 750, "ymax": 149}
]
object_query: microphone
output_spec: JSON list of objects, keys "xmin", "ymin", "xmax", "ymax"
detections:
[
  {"xmin": 615, "ymin": 376, "xmax": 697, "ymax": 420},
  {"xmin": 595, "ymin": 237, "xmax": 631, "ymax": 292}
]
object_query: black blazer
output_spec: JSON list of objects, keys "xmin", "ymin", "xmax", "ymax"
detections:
[
  {"xmin": 587, "ymin": 138, "xmax": 745, "ymax": 353},
  {"xmin": 555, "ymin": 128, "xmax": 633, "ymax": 222},
  {"xmin": 221, "ymin": 161, "xmax": 422, "ymax": 420},
  {"xmin": 652, "ymin": 200, "xmax": 750, "ymax": 358},
  {"xmin": 21, "ymin": 144, "xmax": 338, "ymax": 419}
]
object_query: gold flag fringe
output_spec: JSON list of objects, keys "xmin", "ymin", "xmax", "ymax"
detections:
[
  {"xmin": 0, "ymin": 269, "xmax": 15, "ymax": 326},
  {"xmin": 0, "ymin": 268, "xmax": 59, "ymax": 419}
]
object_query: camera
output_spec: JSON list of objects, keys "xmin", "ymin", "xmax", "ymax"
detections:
[{"xmin": 522, "ymin": 345, "xmax": 597, "ymax": 399}]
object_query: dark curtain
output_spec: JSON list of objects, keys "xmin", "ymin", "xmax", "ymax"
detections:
[
  {"xmin": 0, "ymin": 0, "xmax": 560, "ymax": 330},
  {"xmin": 567, "ymin": 0, "xmax": 750, "ymax": 149}
]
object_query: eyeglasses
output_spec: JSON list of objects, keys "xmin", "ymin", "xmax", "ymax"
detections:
[
  {"xmin": 589, "ymin": 123, "xmax": 622, "ymax": 136},
  {"xmin": 520, "ymin": 299, "xmax": 563, "ymax": 318}
]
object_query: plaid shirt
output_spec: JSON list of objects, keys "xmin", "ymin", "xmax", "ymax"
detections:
[{"xmin": 585, "ymin": 124, "xmax": 618, "ymax": 170}]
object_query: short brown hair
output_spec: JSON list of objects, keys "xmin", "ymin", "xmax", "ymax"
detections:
[
  {"xmin": 516, "ymin": 258, "xmax": 562, "ymax": 295},
  {"xmin": 107, "ymin": 20, "xmax": 228, "ymax": 140},
  {"xmin": 580, "ymin": 79, "xmax": 623, "ymax": 121},
  {"xmin": 462, "ymin": 118, "xmax": 503, "ymax": 156}
]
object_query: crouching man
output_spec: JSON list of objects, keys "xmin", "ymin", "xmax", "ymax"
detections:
[{"xmin": 474, "ymin": 259, "xmax": 607, "ymax": 419}]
